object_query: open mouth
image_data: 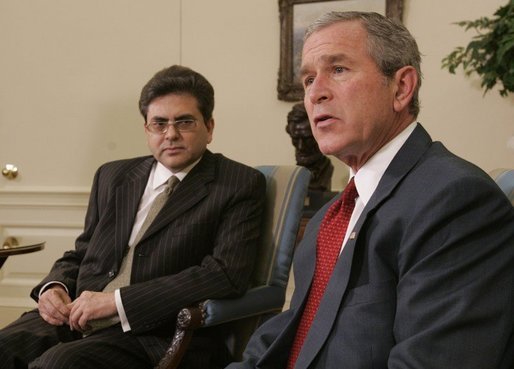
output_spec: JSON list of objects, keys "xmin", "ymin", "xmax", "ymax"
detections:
[{"xmin": 314, "ymin": 114, "xmax": 335, "ymax": 125}]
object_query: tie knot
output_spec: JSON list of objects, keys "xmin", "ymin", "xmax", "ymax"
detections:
[
  {"xmin": 341, "ymin": 177, "xmax": 358, "ymax": 205},
  {"xmin": 165, "ymin": 176, "xmax": 180, "ymax": 195}
]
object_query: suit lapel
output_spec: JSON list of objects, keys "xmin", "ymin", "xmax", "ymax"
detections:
[
  {"xmin": 296, "ymin": 125, "xmax": 433, "ymax": 369},
  {"xmin": 136, "ymin": 151, "xmax": 216, "ymax": 245},
  {"xmin": 114, "ymin": 157, "xmax": 154, "ymax": 263}
]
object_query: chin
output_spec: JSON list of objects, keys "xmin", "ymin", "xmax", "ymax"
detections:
[
  {"xmin": 317, "ymin": 147, "xmax": 334, "ymax": 156},
  {"xmin": 318, "ymin": 140, "xmax": 344, "ymax": 157},
  {"xmin": 161, "ymin": 160, "xmax": 184, "ymax": 172}
]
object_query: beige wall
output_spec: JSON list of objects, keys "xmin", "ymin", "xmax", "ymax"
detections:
[
  {"xmin": 0, "ymin": 0, "xmax": 512, "ymax": 326},
  {"xmin": 1, "ymin": 0, "xmax": 512, "ymax": 192},
  {"xmin": 406, "ymin": 0, "xmax": 513, "ymax": 174}
]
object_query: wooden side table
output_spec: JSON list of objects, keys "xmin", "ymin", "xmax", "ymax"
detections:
[{"xmin": 0, "ymin": 237, "xmax": 45, "ymax": 269}]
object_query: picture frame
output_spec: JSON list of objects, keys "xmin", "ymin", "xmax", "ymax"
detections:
[{"xmin": 277, "ymin": 0, "xmax": 404, "ymax": 101}]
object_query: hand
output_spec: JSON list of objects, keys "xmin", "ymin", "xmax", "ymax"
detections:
[
  {"xmin": 67, "ymin": 291, "xmax": 117, "ymax": 332},
  {"xmin": 38, "ymin": 285, "xmax": 72, "ymax": 326}
]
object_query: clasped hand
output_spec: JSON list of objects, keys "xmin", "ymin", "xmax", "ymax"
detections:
[{"xmin": 38, "ymin": 286, "xmax": 117, "ymax": 332}]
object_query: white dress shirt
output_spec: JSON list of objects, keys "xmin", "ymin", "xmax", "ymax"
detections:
[{"xmin": 340, "ymin": 122, "xmax": 417, "ymax": 253}]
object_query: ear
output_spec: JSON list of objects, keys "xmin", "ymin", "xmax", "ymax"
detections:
[
  {"xmin": 392, "ymin": 66, "xmax": 418, "ymax": 113},
  {"xmin": 206, "ymin": 118, "xmax": 215, "ymax": 143}
]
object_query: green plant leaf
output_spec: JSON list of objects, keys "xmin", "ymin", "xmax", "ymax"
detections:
[{"xmin": 441, "ymin": 0, "xmax": 514, "ymax": 97}]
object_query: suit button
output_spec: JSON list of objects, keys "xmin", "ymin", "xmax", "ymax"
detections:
[{"xmin": 108, "ymin": 271, "xmax": 115, "ymax": 278}]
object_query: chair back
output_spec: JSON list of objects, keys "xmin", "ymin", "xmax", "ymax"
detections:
[
  {"xmin": 206, "ymin": 165, "xmax": 310, "ymax": 360},
  {"xmin": 489, "ymin": 168, "xmax": 514, "ymax": 205},
  {"xmin": 251, "ymin": 165, "xmax": 310, "ymax": 290}
]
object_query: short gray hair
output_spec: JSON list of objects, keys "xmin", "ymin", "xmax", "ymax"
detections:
[{"xmin": 305, "ymin": 11, "xmax": 422, "ymax": 117}]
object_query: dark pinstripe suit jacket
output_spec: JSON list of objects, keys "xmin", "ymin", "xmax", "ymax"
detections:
[{"xmin": 31, "ymin": 150, "xmax": 266, "ymax": 364}]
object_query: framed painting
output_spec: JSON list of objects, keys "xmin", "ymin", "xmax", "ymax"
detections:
[{"xmin": 277, "ymin": 0, "xmax": 403, "ymax": 101}]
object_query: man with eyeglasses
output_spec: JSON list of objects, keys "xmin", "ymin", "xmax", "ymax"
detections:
[{"xmin": 0, "ymin": 65, "xmax": 266, "ymax": 369}]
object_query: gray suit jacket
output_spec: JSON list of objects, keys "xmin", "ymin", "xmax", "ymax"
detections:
[
  {"xmin": 230, "ymin": 125, "xmax": 514, "ymax": 369},
  {"xmin": 31, "ymin": 150, "xmax": 266, "ymax": 363}
]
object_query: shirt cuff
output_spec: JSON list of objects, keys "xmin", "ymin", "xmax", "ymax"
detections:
[
  {"xmin": 38, "ymin": 281, "xmax": 69, "ymax": 299},
  {"xmin": 115, "ymin": 289, "xmax": 131, "ymax": 332}
]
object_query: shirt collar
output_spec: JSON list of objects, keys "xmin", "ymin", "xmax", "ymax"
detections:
[
  {"xmin": 151, "ymin": 157, "xmax": 202, "ymax": 190},
  {"xmin": 351, "ymin": 122, "xmax": 417, "ymax": 206}
]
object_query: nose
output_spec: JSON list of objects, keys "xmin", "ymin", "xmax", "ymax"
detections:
[
  {"xmin": 164, "ymin": 123, "xmax": 181, "ymax": 140},
  {"xmin": 306, "ymin": 75, "xmax": 332, "ymax": 105}
]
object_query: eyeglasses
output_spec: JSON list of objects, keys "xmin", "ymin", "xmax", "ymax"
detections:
[{"xmin": 145, "ymin": 118, "xmax": 198, "ymax": 134}]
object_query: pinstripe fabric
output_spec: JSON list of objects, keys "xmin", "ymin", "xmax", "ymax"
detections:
[
  {"xmin": 29, "ymin": 327, "xmax": 150, "ymax": 369},
  {"xmin": 198, "ymin": 165, "xmax": 310, "ymax": 361},
  {"xmin": 0, "ymin": 311, "xmax": 149, "ymax": 369},
  {"xmin": 0, "ymin": 150, "xmax": 266, "ymax": 368},
  {"xmin": 88, "ymin": 176, "xmax": 181, "ymax": 333}
]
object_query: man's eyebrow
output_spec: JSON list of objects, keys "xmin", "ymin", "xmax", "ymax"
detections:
[
  {"xmin": 150, "ymin": 113, "xmax": 196, "ymax": 121},
  {"xmin": 299, "ymin": 53, "xmax": 349, "ymax": 78},
  {"xmin": 175, "ymin": 113, "xmax": 195, "ymax": 121},
  {"xmin": 149, "ymin": 115, "xmax": 168, "ymax": 122}
]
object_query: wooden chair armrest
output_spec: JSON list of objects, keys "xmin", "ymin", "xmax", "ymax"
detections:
[
  {"xmin": 156, "ymin": 286, "xmax": 286, "ymax": 368},
  {"xmin": 155, "ymin": 303, "xmax": 205, "ymax": 369}
]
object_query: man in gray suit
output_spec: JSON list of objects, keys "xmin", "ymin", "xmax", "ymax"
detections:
[
  {"xmin": 228, "ymin": 11, "xmax": 514, "ymax": 369},
  {"xmin": 0, "ymin": 65, "xmax": 266, "ymax": 369}
]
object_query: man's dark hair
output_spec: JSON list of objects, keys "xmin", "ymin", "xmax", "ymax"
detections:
[{"xmin": 139, "ymin": 65, "xmax": 215, "ymax": 122}]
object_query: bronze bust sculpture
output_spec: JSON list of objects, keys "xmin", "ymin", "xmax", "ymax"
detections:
[{"xmin": 286, "ymin": 102, "xmax": 334, "ymax": 192}]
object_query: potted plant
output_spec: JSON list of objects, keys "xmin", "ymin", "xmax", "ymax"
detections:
[{"xmin": 442, "ymin": 0, "xmax": 514, "ymax": 97}]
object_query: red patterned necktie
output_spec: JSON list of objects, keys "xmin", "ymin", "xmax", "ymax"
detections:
[{"xmin": 287, "ymin": 177, "xmax": 358, "ymax": 369}]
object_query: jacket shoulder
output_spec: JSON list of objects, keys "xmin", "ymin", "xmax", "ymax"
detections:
[
  {"xmin": 95, "ymin": 156, "xmax": 153, "ymax": 183},
  {"xmin": 211, "ymin": 153, "xmax": 265, "ymax": 183}
]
